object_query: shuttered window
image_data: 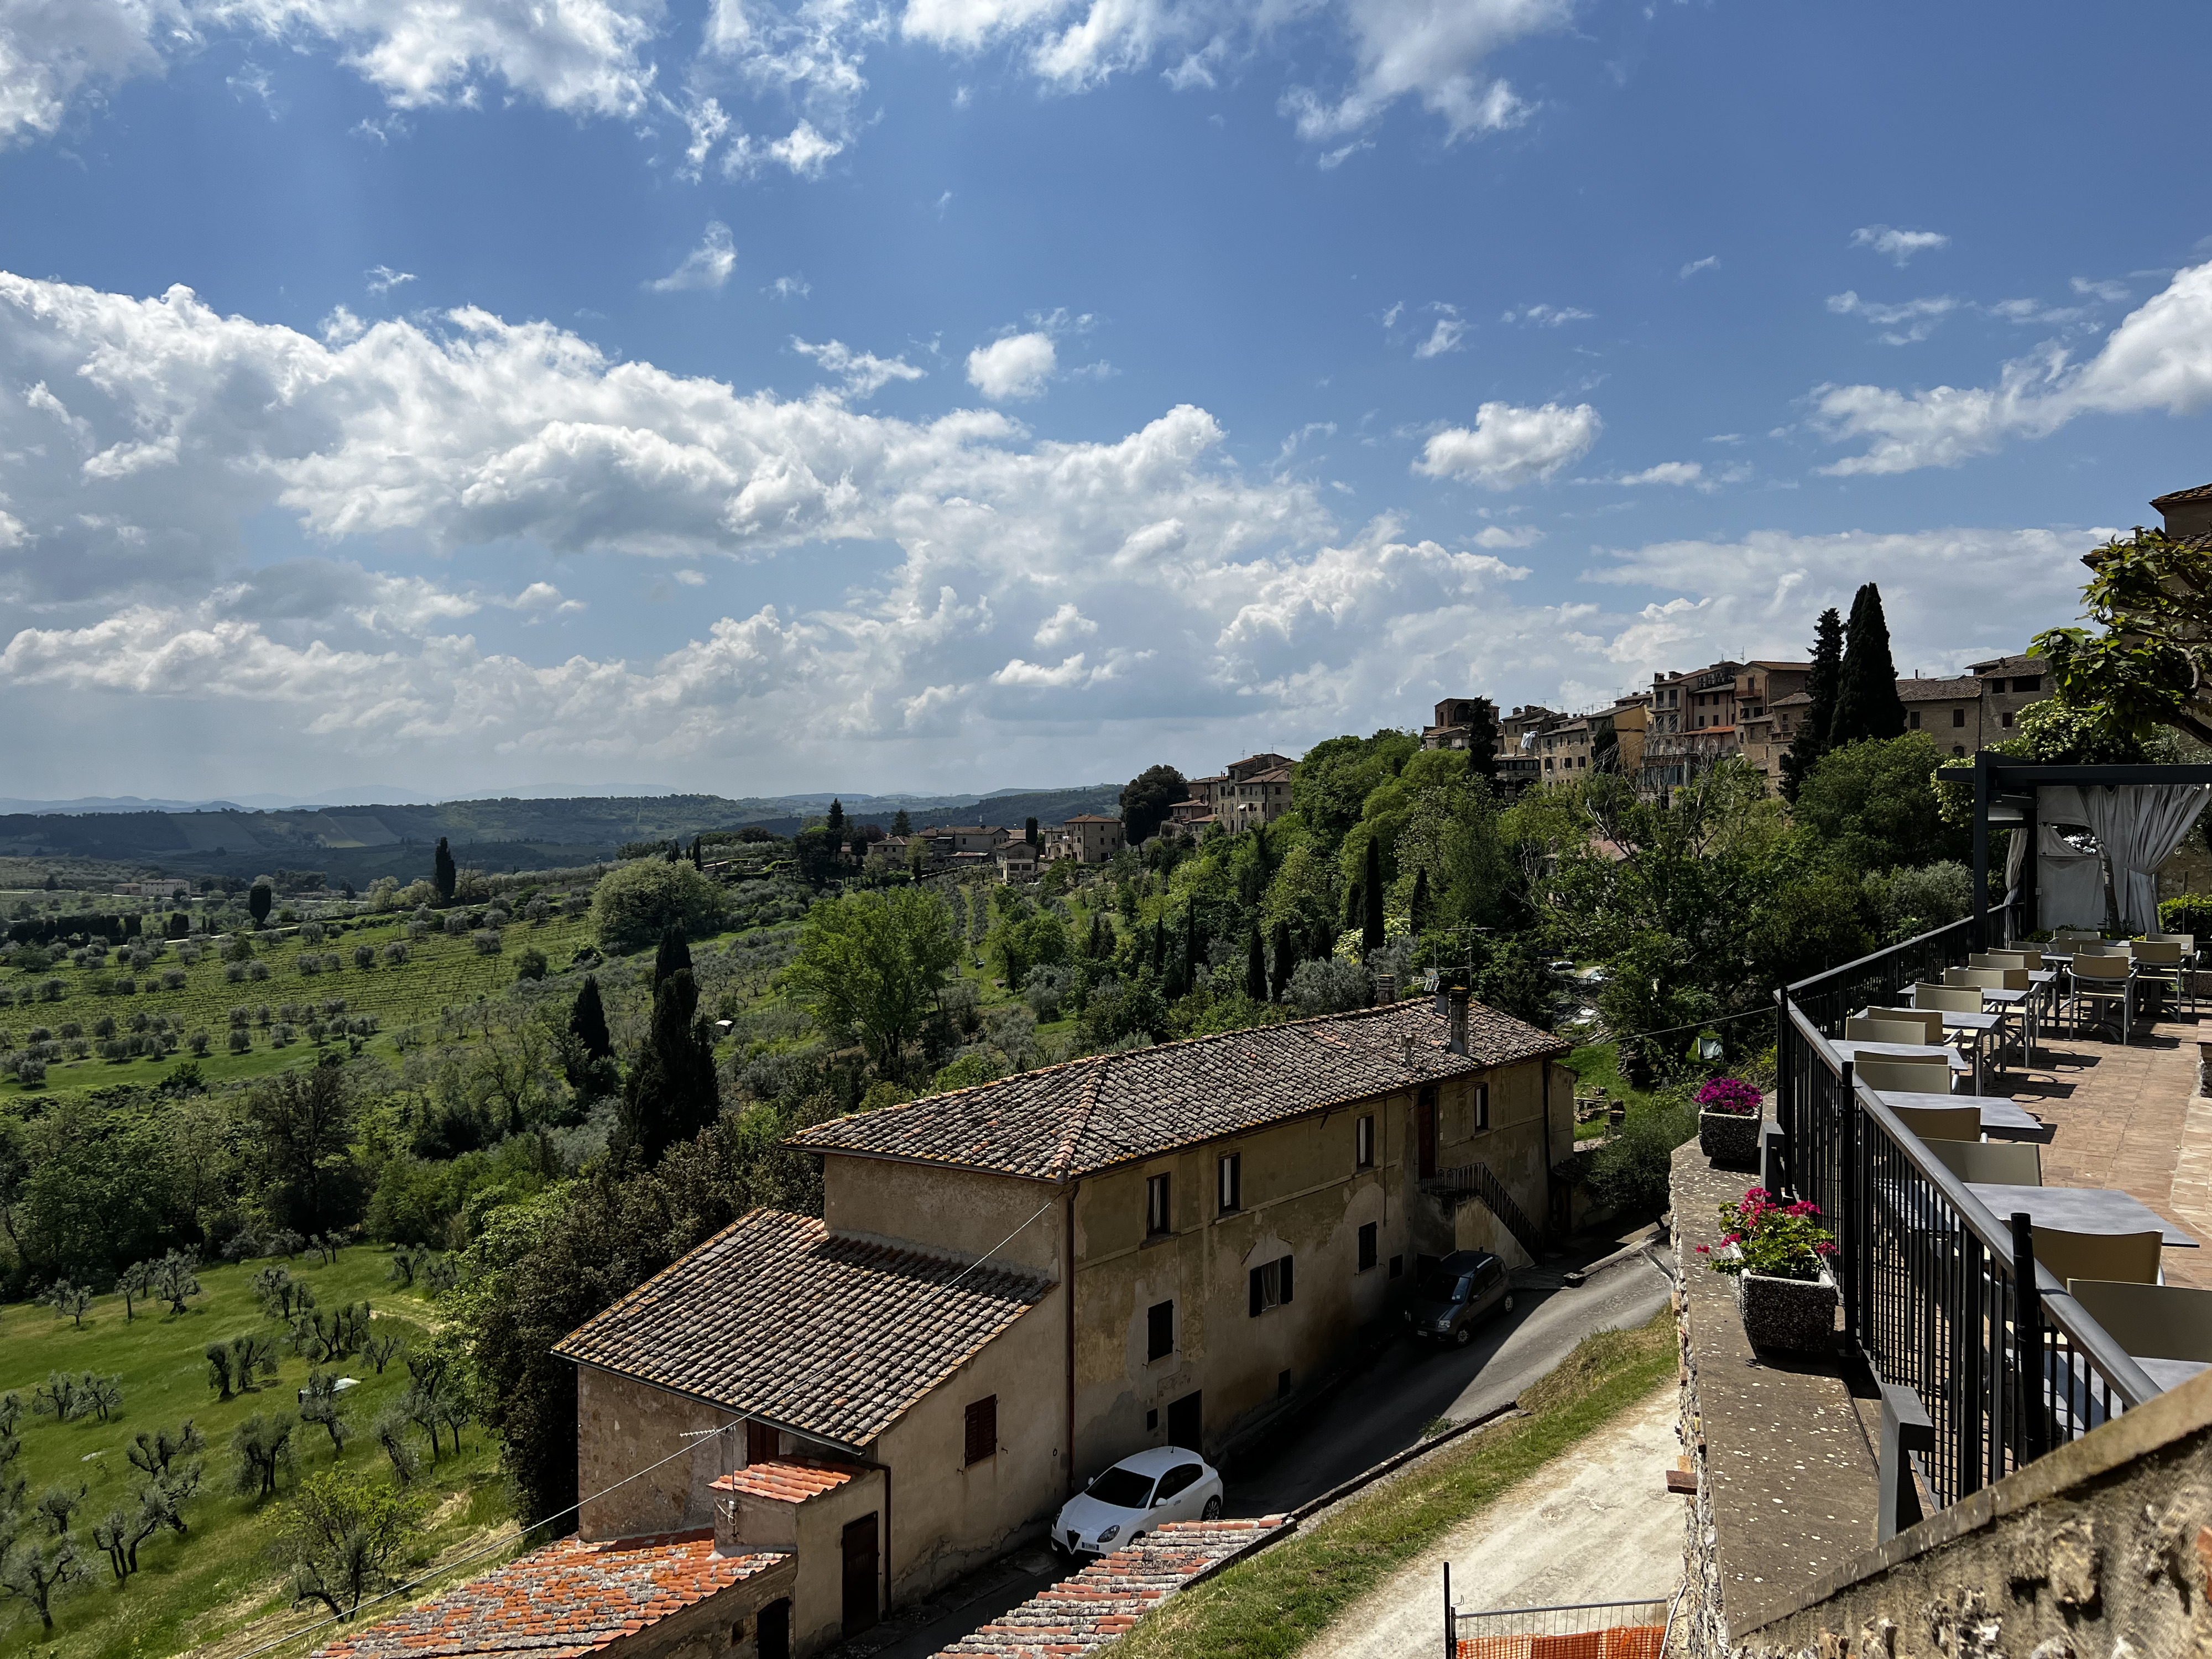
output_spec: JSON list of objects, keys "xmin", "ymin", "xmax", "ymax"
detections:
[
  {"xmin": 1248, "ymin": 1255, "xmax": 1293, "ymax": 1315},
  {"xmin": 1357, "ymin": 1222, "xmax": 1378, "ymax": 1272},
  {"xmin": 1147, "ymin": 1299, "xmax": 1175, "ymax": 1361},
  {"xmin": 963, "ymin": 1396, "xmax": 997, "ymax": 1466},
  {"xmin": 1146, "ymin": 1173, "xmax": 1172, "ymax": 1236}
]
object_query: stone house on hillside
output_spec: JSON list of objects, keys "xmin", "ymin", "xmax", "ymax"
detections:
[{"xmin": 365, "ymin": 994, "xmax": 1567, "ymax": 1659}]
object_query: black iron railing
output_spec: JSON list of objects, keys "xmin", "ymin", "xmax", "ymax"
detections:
[
  {"xmin": 1772, "ymin": 909, "xmax": 2159, "ymax": 1511},
  {"xmin": 1424, "ymin": 1164, "xmax": 1546, "ymax": 1261}
]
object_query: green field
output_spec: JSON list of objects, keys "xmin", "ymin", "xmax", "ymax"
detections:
[
  {"xmin": 0, "ymin": 1251, "xmax": 506, "ymax": 1658},
  {"xmin": 0, "ymin": 911, "xmax": 603, "ymax": 1103}
]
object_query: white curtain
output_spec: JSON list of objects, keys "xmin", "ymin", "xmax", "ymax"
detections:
[
  {"xmin": 2077, "ymin": 784, "xmax": 2211, "ymax": 933},
  {"xmin": 2033, "ymin": 822, "xmax": 2107, "ymax": 931}
]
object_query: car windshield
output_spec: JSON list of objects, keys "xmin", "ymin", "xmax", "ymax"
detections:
[
  {"xmin": 1088, "ymin": 1468, "xmax": 1156, "ymax": 1509},
  {"xmin": 1418, "ymin": 1271, "xmax": 1474, "ymax": 1303}
]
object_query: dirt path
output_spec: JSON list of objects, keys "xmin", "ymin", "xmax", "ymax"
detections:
[{"xmin": 1301, "ymin": 1385, "xmax": 1684, "ymax": 1659}]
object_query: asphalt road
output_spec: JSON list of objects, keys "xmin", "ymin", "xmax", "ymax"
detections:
[
  {"xmin": 846, "ymin": 1241, "xmax": 1677, "ymax": 1659},
  {"xmin": 1226, "ymin": 1243, "xmax": 1677, "ymax": 1517}
]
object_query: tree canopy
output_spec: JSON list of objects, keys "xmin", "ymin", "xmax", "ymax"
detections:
[
  {"xmin": 2034, "ymin": 528, "xmax": 2212, "ymax": 745},
  {"xmin": 1119, "ymin": 765, "xmax": 1188, "ymax": 845},
  {"xmin": 780, "ymin": 888, "xmax": 961, "ymax": 1076},
  {"xmin": 589, "ymin": 859, "xmax": 724, "ymax": 953},
  {"xmin": 1829, "ymin": 583, "xmax": 1906, "ymax": 746}
]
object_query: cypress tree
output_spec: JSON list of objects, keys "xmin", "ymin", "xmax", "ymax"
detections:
[
  {"xmin": 432, "ymin": 837, "xmax": 456, "ymax": 903},
  {"xmin": 1361, "ymin": 838, "xmax": 1385, "ymax": 957},
  {"xmin": 1343, "ymin": 878, "xmax": 1362, "ymax": 931},
  {"xmin": 1181, "ymin": 905, "xmax": 1202, "ymax": 995},
  {"xmin": 1025, "ymin": 817, "xmax": 1040, "ymax": 848},
  {"xmin": 653, "ymin": 926, "xmax": 693, "ymax": 991},
  {"xmin": 1465, "ymin": 705, "xmax": 1499, "ymax": 784},
  {"xmin": 1150, "ymin": 916, "xmax": 1166, "ymax": 978},
  {"xmin": 1409, "ymin": 868, "xmax": 1430, "ymax": 937},
  {"xmin": 1245, "ymin": 925, "xmax": 1266, "ymax": 1002},
  {"xmin": 1829, "ymin": 583, "xmax": 1907, "ymax": 747},
  {"xmin": 570, "ymin": 975, "xmax": 613, "ymax": 1062},
  {"xmin": 1779, "ymin": 607, "xmax": 1844, "ymax": 804},
  {"xmin": 690, "ymin": 836, "xmax": 702, "ymax": 869},
  {"xmin": 892, "ymin": 808, "xmax": 911, "ymax": 836},
  {"xmin": 619, "ymin": 967, "xmax": 718, "ymax": 1168},
  {"xmin": 1270, "ymin": 920, "xmax": 1295, "ymax": 1001},
  {"xmin": 826, "ymin": 799, "xmax": 845, "ymax": 837}
]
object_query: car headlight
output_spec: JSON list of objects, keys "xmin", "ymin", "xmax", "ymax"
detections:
[{"xmin": 1097, "ymin": 1525, "xmax": 1119, "ymax": 1544}]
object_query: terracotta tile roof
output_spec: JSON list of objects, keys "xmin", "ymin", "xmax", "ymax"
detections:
[
  {"xmin": 2151, "ymin": 483, "xmax": 2212, "ymax": 506},
  {"xmin": 554, "ymin": 1210, "xmax": 1052, "ymax": 1444},
  {"xmin": 1767, "ymin": 691, "xmax": 1812, "ymax": 707},
  {"xmin": 311, "ymin": 1531, "xmax": 785, "ymax": 1659},
  {"xmin": 933, "ymin": 1517, "xmax": 1290, "ymax": 1658},
  {"xmin": 790, "ymin": 998, "xmax": 1567, "ymax": 1183},
  {"xmin": 1897, "ymin": 676, "xmax": 1981, "ymax": 701},
  {"xmin": 711, "ymin": 1458, "xmax": 860, "ymax": 1504}
]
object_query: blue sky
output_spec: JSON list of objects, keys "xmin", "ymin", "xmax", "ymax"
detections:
[{"xmin": 1, "ymin": 0, "xmax": 2209, "ymax": 801}]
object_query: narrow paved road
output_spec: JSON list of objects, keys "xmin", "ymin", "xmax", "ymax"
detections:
[
  {"xmin": 848, "ymin": 1242, "xmax": 1677, "ymax": 1659},
  {"xmin": 1228, "ymin": 1244, "xmax": 1676, "ymax": 1517}
]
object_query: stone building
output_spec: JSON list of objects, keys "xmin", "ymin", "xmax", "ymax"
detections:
[
  {"xmin": 318, "ymin": 995, "xmax": 1568, "ymax": 1659},
  {"xmin": 1421, "ymin": 697, "xmax": 1498, "ymax": 752}
]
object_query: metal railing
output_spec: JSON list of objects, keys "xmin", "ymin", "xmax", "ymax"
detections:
[
  {"xmin": 1774, "ymin": 908, "xmax": 2161, "ymax": 1512},
  {"xmin": 1424, "ymin": 1163, "xmax": 1547, "ymax": 1261},
  {"xmin": 1444, "ymin": 1591, "xmax": 1670, "ymax": 1659}
]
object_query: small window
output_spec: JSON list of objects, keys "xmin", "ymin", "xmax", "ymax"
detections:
[
  {"xmin": 1389, "ymin": 1254, "xmax": 1404, "ymax": 1279},
  {"xmin": 1217, "ymin": 1153, "xmax": 1241, "ymax": 1215},
  {"xmin": 1147, "ymin": 1299, "xmax": 1175, "ymax": 1362},
  {"xmin": 1146, "ymin": 1173, "xmax": 1172, "ymax": 1237},
  {"xmin": 1248, "ymin": 1255, "xmax": 1294, "ymax": 1315},
  {"xmin": 2001, "ymin": 711, "xmax": 2015, "ymax": 728},
  {"xmin": 1908, "ymin": 711, "xmax": 1921, "ymax": 729},
  {"xmin": 1357, "ymin": 1222, "xmax": 1378, "ymax": 1272},
  {"xmin": 1472, "ymin": 1082, "xmax": 1489, "ymax": 1131},
  {"xmin": 2013, "ymin": 675, "xmax": 2042, "ymax": 693},
  {"xmin": 747, "ymin": 1421, "xmax": 778, "ymax": 1465},
  {"xmin": 964, "ymin": 1396, "xmax": 997, "ymax": 1466},
  {"xmin": 1951, "ymin": 708, "xmax": 1965, "ymax": 728},
  {"xmin": 1952, "ymin": 745, "xmax": 1966, "ymax": 757}
]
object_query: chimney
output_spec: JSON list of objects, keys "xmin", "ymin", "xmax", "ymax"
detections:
[
  {"xmin": 1446, "ymin": 987, "xmax": 1469, "ymax": 1057},
  {"xmin": 2153, "ymin": 484, "xmax": 2212, "ymax": 541},
  {"xmin": 1433, "ymin": 980, "xmax": 1450, "ymax": 1018},
  {"xmin": 1374, "ymin": 971, "xmax": 1397, "ymax": 1006}
]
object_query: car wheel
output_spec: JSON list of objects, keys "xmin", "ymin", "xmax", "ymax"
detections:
[
  {"xmin": 1202, "ymin": 1496, "xmax": 1222, "ymax": 1521},
  {"xmin": 1501, "ymin": 1293, "xmax": 1516, "ymax": 1314},
  {"xmin": 1453, "ymin": 1325, "xmax": 1473, "ymax": 1347}
]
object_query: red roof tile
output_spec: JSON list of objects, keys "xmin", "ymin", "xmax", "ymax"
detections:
[
  {"xmin": 711, "ymin": 1458, "xmax": 861, "ymax": 1504},
  {"xmin": 311, "ymin": 1531, "xmax": 786, "ymax": 1659},
  {"xmin": 933, "ymin": 1516, "xmax": 1289, "ymax": 1658}
]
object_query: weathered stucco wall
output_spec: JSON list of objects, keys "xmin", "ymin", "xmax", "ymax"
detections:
[
  {"xmin": 874, "ymin": 1277, "xmax": 1070, "ymax": 1601},
  {"xmin": 577, "ymin": 1367, "xmax": 740, "ymax": 1542},
  {"xmin": 822, "ymin": 1155, "xmax": 1062, "ymax": 1276},
  {"xmin": 787, "ymin": 1470, "xmax": 888, "ymax": 1658},
  {"xmin": 603, "ymin": 1556, "xmax": 799, "ymax": 1659}
]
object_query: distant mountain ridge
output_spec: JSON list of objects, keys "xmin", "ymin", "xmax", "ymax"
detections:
[{"xmin": 0, "ymin": 785, "xmax": 1124, "ymax": 885}]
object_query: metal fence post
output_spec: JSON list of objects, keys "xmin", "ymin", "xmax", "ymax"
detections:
[
  {"xmin": 2012, "ymin": 1212, "xmax": 2043, "ymax": 1465},
  {"xmin": 1442, "ymin": 1562, "xmax": 1454, "ymax": 1659}
]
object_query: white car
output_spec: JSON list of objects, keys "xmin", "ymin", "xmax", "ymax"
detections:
[{"xmin": 1052, "ymin": 1446, "xmax": 1225, "ymax": 1558}]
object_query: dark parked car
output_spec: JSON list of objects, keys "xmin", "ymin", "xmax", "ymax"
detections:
[{"xmin": 1402, "ymin": 1249, "xmax": 1513, "ymax": 1345}]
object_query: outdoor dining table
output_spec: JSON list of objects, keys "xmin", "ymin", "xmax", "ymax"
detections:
[
  {"xmin": 1902, "ymin": 995, "xmax": 2006, "ymax": 1091},
  {"xmin": 1832, "ymin": 1038, "xmax": 1976, "ymax": 1094},
  {"xmin": 1866, "ymin": 1089, "xmax": 2048, "ymax": 1142},
  {"xmin": 1964, "ymin": 1183, "xmax": 2199, "ymax": 1248}
]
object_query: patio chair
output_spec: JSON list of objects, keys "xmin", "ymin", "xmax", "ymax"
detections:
[
  {"xmin": 2067, "ymin": 952, "xmax": 2135, "ymax": 1041},
  {"xmin": 2064, "ymin": 1281, "xmax": 2212, "ymax": 1361},
  {"xmin": 1922, "ymin": 1138, "xmax": 2042, "ymax": 1186},
  {"xmin": 2033, "ymin": 1228, "xmax": 2163, "ymax": 1288},
  {"xmin": 2051, "ymin": 929, "xmax": 2105, "ymax": 947},
  {"xmin": 2129, "ymin": 938, "xmax": 2192, "ymax": 1016},
  {"xmin": 1884, "ymin": 1103, "xmax": 1982, "ymax": 1143},
  {"xmin": 1853, "ymin": 1057, "xmax": 1953, "ymax": 1094},
  {"xmin": 1846, "ymin": 1016, "xmax": 1930, "ymax": 1046},
  {"xmin": 1974, "ymin": 951, "xmax": 2044, "ymax": 971},
  {"xmin": 1913, "ymin": 983, "xmax": 1984, "ymax": 1013},
  {"xmin": 1865, "ymin": 1006, "xmax": 1944, "ymax": 1044}
]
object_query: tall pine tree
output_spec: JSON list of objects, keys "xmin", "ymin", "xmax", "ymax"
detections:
[
  {"xmin": 1829, "ymin": 582, "xmax": 1907, "ymax": 747},
  {"xmin": 1779, "ymin": 607, "xmax": 1844, "ymax": 804},
  {"xmin": 1361, "ymin": 838, "xmax": 1385, "ymax": 957},
  {"xmin": 570, "ymin": 975, "xmax": 613, "ymax": 1062}
]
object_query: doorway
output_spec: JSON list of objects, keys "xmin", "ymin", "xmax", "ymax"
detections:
[
  {"xmin": 758, "ymin": 1599, "xmax": 790, "ymax": 1659},
  {"xmin": 1166, "ymin": 1390, "xmax": 1202, "ymax": 1453},
  {"xmin": 841, "ymin": 1515, "xmax": 879, "ymax": 1636}
]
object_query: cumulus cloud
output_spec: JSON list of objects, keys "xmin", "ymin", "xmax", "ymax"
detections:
[
  {"xmin": 1617, "ymin": 461, "xmax": 1704, "ymax": 488},
  {"xmin": 1825, "ymin": 289, "xmax": 1957, "ymax": 345},
  {"xmin": 1851, "ymin": 225, "xmax": 1950, "ymax": 267},
  {"xmin": 1813, "ymin": 259, "xmax": 2212, "ymax": 474},
  {"xmin": 1033, "ymin": 601, "xmax": 1096, "ymax": 646},
  {"xmin": 1471, "ymin": 524, "xmax": 1541, "ymax": 548},
  {"xmin": 966, "ymin": 331, "xmax": 1056, "ymax": 400},
  {"xmin": 648, "ymin": 222, "xmax": 737, "ymax": 292},
  {"xmin": 790, "ymin": 336, "xmax": 926, "ymax": 397},
  {"xmin": 1413, "ymin": 401, "xmax": 1601, "ymax": 489}
]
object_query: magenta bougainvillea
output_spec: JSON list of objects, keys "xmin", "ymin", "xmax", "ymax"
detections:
[
  {"xmin": 1695, "ymin": 1077, "xmax": 1763, "ymax": 1117},
  {"xmin": 1697, "ymin": 1186, "xmax": 1837, "ymax": 1282}
]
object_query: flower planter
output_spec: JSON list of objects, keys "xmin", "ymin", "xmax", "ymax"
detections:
[
  {"xmin": 1735, "ymin": 1263, "xmax": 1839, "ymax": 1354},
  {"xmin": 1698, "ymin": 1108, "xmax": 1762, "ymax": 1167}
]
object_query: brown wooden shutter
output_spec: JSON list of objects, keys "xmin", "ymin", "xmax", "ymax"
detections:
[{"xmin": 964, "ymin": 1395, "xmax": 997, "ymax": 1465}]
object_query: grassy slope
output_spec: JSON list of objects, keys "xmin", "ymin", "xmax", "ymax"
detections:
[
  {"xmin": 0, "ymin": 1252, "xmax": 503, "ymax": 1658},
  {"xmin": 1107, "ymin": 1311, "xmax": 1677, "ymax": 1659},
  {"xmin": 0, "ymin": 913, "xmax": 601, "ymax": 1104}
]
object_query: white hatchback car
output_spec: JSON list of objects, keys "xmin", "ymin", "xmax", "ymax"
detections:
[{"xmin": 1052, "ymin": 1446, "xmax": 1225, "ymax": 1558}]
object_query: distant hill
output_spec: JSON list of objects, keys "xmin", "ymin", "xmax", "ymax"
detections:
[{"xmin": 0, "ymin": 784, "xmax": 1124, "ymax": 886}]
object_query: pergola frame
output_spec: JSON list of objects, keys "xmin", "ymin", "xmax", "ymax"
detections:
[{"xmin": 1936, "ymin": 754, "xmax": 2212, "ymax": 948}]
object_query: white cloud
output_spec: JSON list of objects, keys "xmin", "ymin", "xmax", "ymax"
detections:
[
  {"xmin": 990, "ymin": 651, "xmax": 1088, "ymax": 687},
  {"xmin": 1413, "ymin": 401, "xmax": 1600, "ymax": 489},
  {"xmin": 1503, "ymin": 302, "xmax": 1592, "ymax": 327},
  {"xmin": 1471, "ymin": 524, "xmax": 1541, "ymax": 548},
  {"xmin": 1679, "ymin": 255, "xmax": 1719, "ymax": 280},
  {"xmin": 1851, "ymin": 225, "xmax": 1950, "ymax": 267},
  {"xmin": 1813, "ymin": 259, "xmax": 2212, "ymax": 474},
  {"xmin": 648, "ymin": 222, "xmax": 737, "ymax": 292},
  {"xmin": 365, "ymin": 264, "xmax": 415, "ymax": 295},
  {"xmin": 1279, "ymin": 0, "xmax": 1558, "ymax": 147},
  {"xmin": 0, "ymin": 0, "xmax": 178, "ymax": 146},
  {"xmin": 1825, "ymin": 290, "xmax": 1957, "ymax": 345},
  {"xmin": 1380, "ymin": 300, "xmax": 1403, "ymax": 329},
  {"xmin": 1413, "ymin": 308, "xmax": 1465, "ymax": 358},
  {"xmin": 769, "ymin": 273, "xmax": 811, "ymax": 300},
  {"xmin": 1033, "ymin": 601, "xmax": 1097, "ymax": 646},
  {"xmin": 966, "ymin": 331, "xmax": 1056, "ymax": 400},
  {"xmin": 1617, "ymin": 461, "xmax": 1704, "ymax": 488},
  {"xmin": 2072, "ymin": 276, "xmax": 2131, "ymax": 304},
  {"xmin": 790, "ymin": 336, "xmax": 927, "ymax": 397}
]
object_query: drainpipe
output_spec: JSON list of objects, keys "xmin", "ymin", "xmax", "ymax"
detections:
[
  {"xmin": 1446, "ymin": 988, "xmax": 1469, "ymax": 1057},
  {"xmin": 1063, "ymin": 1181, "xmax": 1079, "ymax": 1497}
]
